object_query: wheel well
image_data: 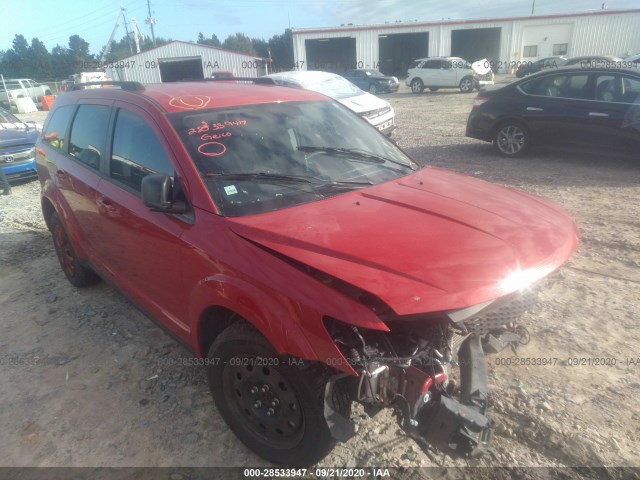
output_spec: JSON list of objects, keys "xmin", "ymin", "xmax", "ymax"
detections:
[
  {"xmin": 198, "ymin": 306, "xmax": 244, "ymax": 356},
  {"xmin": 410, "ymin": 77, "xmax": 423, "ymax": 84},
  {"xmin": 41, "ymin": 197, "xmax": 56, "ymax": 231}
]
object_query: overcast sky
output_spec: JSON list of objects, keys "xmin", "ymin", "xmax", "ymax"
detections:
[{"xmin": 2, "ymin": 0, "xmax": 639, "ymax": 55}]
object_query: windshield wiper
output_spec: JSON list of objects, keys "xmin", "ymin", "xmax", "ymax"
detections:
[
  {"xmin": 297, "ymin": 146, "xmax": 416, "ymax": 171},
  {"xmin": 207, "ymin": 172, "xmax": 316, "ymax": 184},
  {"xmin": 206, "ymin": 172, "xmax": 372, "ymax": 187}
]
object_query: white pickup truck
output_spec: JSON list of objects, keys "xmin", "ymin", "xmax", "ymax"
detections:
[{"xmin": 0, "ymin": 78, "xmax": 52, "ymax": 110}]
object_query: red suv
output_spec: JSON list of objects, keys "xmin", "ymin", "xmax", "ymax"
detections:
[{"xmin": 36, "ymin": 79, "xmax": 578, "ymax": 465}]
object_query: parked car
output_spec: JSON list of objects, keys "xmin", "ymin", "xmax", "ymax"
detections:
[
  {"xmin": 406, "ymin": 56, "xmax": 494, "ymax": 93},
  {"xmin": 266, "ymin": 70, "xmax": 396, "ymax": 135},
  {"xmin": 515, "ymin": 56, "xmax": 567, "ymax": 78},
  {"xmin": 0, "ymin": 78, "xmax": 52, "ymax": 110},
  {"xmin": 466, "ymin": 66, "xmax": 640, "ymax": 157},
  {"xmin": 36, "ymin": 79, "xmax": 578, "ymax": 466},
  {"xmin": 341, "ymin": 69, "xmax": 399, "ymax": 94},
  {"xmin": 562, "ymin": 55, "xmax": 624, "ymax": 67},
  {"xmin": 0, "ymin": 106, "xmax": 42, "ymax": 181}
]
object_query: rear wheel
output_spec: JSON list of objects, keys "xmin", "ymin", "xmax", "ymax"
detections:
[
  {"xmin": 207, "ymin": 322, "xmax": 334, "ymax": 466},
  {"xmin": 410, "ymin": 78, "xmax": 424, "ymax": 94},
  {"xmin": 368, "ymin": 84, "xmax": 378, "ymax": 94},
  {"xmin": 493, "ymin": 121, "xmax": 530, "ymax": 157},
  {"xmin": 50, "ymin": 212, "xmax": 100, "ymax": 287}
]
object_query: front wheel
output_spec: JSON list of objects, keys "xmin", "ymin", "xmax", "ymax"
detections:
[
  {"xmin": 368, "ymin": 83, "xmax": 378, "ymax": 94},
  {"xmin": 410, "ymin": 78, "xmax": 424, "ymax": 94},
  {"xmin": 459, "ymin": 77, "xmax": 474, "ymax": 93},
  {"xmin": 207, "ymin": 322, "xmax": 334, "ymax": 466},
  {"xmin": 493, "ymin": 121, "xmax": 530, "ymax": 157}
]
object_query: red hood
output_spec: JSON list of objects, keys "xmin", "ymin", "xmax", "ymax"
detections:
[{"xmin": 228, "ymin": 167, "xmax": 579, "ymax": 315}]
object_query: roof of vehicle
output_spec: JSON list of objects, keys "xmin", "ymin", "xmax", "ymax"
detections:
[
  {"xmin": 564, "ymin": 55, "xmax": 624, "ymax": 63},
  {"xmin": 412, "ymin": 56, "xmax": 467, "ymax": 62},
  {"xmin": 52, "ymin": 80, "xmax": 332, "ymax": 114},
  {"xmin": 502, "ymin": 65, "xmax": 640, "ymax": 85},
  {"xmin": 535, "ymin": 56, "xmax": 567, "ymax": 61},
  {"xmin": 345, "ymin": 69, "xmax": 382, "ymax": 74},
  {"xmin": 266, "ymin": 70, "xmax": 344, "ymax": 86},
  {"xmin": 531, "ymin": 65, "xmax": 640, "ymax": 75}
]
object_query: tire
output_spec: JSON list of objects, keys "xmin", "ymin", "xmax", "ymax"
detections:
[
  {"xmin": 207, "ymin": 322, "xmax": 334, "ymax": 466},
  {"xmin": 368, "ymin": 84, "xmax": 378, "ymax": 94},
  {"xmin": 50, "ymin": 212, "xmax": 100, "ymax": 287},
  {"xmin": 410, "ymin": 78, "xmax": 424, "ymax": 94},
  {"xmin": 428, "ymin": 87, "xmax": 439, "ymax": 92},
  {"xmin": 493, "ymin": 121, "xmax": 531, "ymax": 157},
  {"xmin": 459, "ymin": 77, "xmax": 474, "ymax": 93}
]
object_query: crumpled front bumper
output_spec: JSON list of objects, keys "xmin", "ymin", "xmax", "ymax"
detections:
[
  {"xmin": 416, "ymin": 334, "xmax": 491, "ymax": 457},
  {"xmin": 324, "ymin": 333, "xmax": 492, "ymax": 457}
]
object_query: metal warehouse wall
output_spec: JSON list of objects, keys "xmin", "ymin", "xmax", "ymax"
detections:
[
  {"xmin": 106, "ymin": 41, "xmax": 266, "ymax": 83},
  {"xmin": 292, "ymin": 10, "xmax": 640, "ymax": 74}
]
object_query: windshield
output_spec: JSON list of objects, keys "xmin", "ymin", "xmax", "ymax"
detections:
[
  {"xmin": 170, "ymin": 100, "xmax": 419, "ymax": 216},
  {"xmin": 305, "ymin": 75, "xmax": 363, "ymax": 99}
]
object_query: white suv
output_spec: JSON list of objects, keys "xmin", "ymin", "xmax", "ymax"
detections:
[{"xmin": 406, "ymin": 57, "xmax": 494, "ymax": 94}]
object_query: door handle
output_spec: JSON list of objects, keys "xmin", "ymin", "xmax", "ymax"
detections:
[
  {"xmin": 55, "ymin": 170, "xmax": 68, "ymax": 180},
  {"xmin": 97, "ymin": 196, "xmax": 113, "ymax": 208},
  {"xmin": 589, "ymin": 112, "xmax": 609, "ymax": 117},
  {"xmin": 526, "ymin": 107, "xmax": 543, "ymax": 111}
]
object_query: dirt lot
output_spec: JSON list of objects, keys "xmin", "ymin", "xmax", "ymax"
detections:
[{"xmin": 1, "ymin": 81, "xmax": 639, "ymax": 475}]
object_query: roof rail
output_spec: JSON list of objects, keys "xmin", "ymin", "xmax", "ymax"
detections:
[
  {"xmin": 68, "ymin": 81, "xmax": 145, "ymax": 91},
  {"xmin": 204, "ymin": 77, "xmax": 276, "ymax": 85}
]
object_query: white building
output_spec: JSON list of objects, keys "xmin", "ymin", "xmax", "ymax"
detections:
[
  {"xmin": 291, "ymin": 8, "xmax": 640, "ymax": 75},
  {"xmin": 106, "ymin": 41, "xmax": 269, "ymax": 83}
]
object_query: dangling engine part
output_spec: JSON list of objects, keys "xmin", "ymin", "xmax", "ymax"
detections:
[{"xmin": 322, "ymin": 284, "xmax": 542, "ymax": 457}]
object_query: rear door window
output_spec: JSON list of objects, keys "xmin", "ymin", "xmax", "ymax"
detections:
[
  {"xmin": 68, "ymin": 105, "xmax": 111, "ymax": 169},
  {"xmin": 110, "ymin": 108, "xmax": 174, "ymax": 192},
  {"xmin": 521, "ymin": 73, "xmax": 589, "ymax": 99},
  {"xmin": 43, "ymin": 105, "xmax": 75, "ymax": 151}
]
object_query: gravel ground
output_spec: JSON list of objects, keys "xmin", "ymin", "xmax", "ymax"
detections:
[{"xmin": 1, "ymin": 80, "xmax": 639, "ymax": 476}]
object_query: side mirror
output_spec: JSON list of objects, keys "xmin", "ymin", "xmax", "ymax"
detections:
[{"xmin": 141, "ymin": 173, "xmax": 188, "ymax": 214}]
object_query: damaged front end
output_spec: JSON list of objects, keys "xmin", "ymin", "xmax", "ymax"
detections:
[{"xmin": 323, "ymin": 285, "xmax": 539, "ymax": 458}]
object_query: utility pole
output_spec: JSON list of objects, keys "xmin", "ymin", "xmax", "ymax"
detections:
[
  {"xmin": 122, "ymin": 8, "xmax": 133, "ymax": 54},
  {"xmin": 146, "ymin": 0, "xmax": 157, "ymax": 47}
]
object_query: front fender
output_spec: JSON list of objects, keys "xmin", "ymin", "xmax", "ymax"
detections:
[
  {"xmin": 189, "ymin": 268, "xmax": 389, "ymax": 375},
  {"xmin": 189, "ymin": 273, "xmax": 318, "ymax": 360}
]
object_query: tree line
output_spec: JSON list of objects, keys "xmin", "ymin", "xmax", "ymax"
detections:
[{"xmin": 0, "ymin": 30, "xmax": 294, "ymax": 81}]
